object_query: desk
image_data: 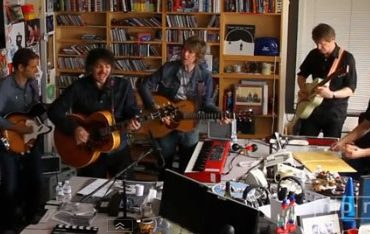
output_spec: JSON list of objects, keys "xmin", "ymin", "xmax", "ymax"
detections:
[
  {"xmin": 21, "ymin": 177, "xmax": 113, "ymax": 234},
  {"xmin": 22, "ymin": 140, "xmax": 340, "ymax": 233},
  {"xmin": 21, "ymin": 177, "xmax": 190, "ymax": 234}
]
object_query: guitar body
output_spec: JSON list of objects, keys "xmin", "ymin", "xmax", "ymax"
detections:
[
  {"xmin": 296, "ymin": 78, "xmax": 324, "ymax": 119},
  {"xmin": 1, "ymin": 103, "xmax": 51, "ymax": 154},
  {"xmin": 141, "ymin": 95, "xmax": 198, "ymax": 138},
  {"xmin": 54, "ymin": 111, "xmax": 121, "ymax": 168}
]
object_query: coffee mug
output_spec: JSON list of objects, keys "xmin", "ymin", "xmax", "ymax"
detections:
[
  {"xmin": 233, "ymin": 64, "xmax": 241, "ymax": 73},
  {"xmin": 261, "ymin": 63, "xmax": 272, "ymax": 75}
]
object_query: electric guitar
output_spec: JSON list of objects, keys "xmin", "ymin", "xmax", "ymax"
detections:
[
  {"xmin": 286, "ymin": 68, "xmax": 347, "ymax": 135},
  {"xmin": 1, "ymin": 103, "xmax": 52, "ymax": 154},
  {"xmin": 54, "ymin": 108, "xmax": 174, "ymax": 168},
  {"xmin": 140, "ymin": 95, "xmax": 252, "ymax": 138}
]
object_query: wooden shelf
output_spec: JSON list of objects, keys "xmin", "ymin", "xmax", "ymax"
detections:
[
  {"xmin": 222, "ymin": 73, "xmax": 279, "ymax": 80},
  {"xmin": 55, "ymin": 0, "xmax": 287, "ymax": 138}
]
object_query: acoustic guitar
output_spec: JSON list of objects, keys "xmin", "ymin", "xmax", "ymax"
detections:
[
  {"xmin": 54, "ymin": 108, "xmax": 173, "ymax": 168},
  {"xmin": 286, "ymin": 68, "xmax": 347, "ymax": 135},
  {"xmin": 140, "ymin": 95, "xmax": 252, "ymax": 138},
  {"xmin": 1, "ymin": 103, "xmax": 51, "ymax": 154}
]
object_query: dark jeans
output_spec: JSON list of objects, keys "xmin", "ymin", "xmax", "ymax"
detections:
[
  {"xmin": 299, "ymin": 105, "xmax": 346, "ymax": 138},
  {"xmin": 0, "ymin": 144, "xmax": 43, "ymax": 231},
  {"xmin": 77, "ymin": 145, "xmax": 133, "ymax": 179},
  {"xmin": 156, "ymin": 129, "xmax": 199, "ymax": 173}
]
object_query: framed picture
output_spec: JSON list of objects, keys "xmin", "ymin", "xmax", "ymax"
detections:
[
  {"xmin": 297, "ymin": 212, "xmax": 342, "ymax": 234},
  {"xmin": 234, "ymin": 84, "xmax": 264, "ymax": 115}
]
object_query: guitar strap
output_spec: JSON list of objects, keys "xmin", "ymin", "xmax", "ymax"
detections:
[
  {"xmin": 110, "ymin": 77, "xmax": 116, "ymax": 125},
  {"xmin": 327, "ymin": 48, "xmax": 344, "ymax": 79}
]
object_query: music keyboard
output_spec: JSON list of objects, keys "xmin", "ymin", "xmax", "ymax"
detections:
[{"xmin": 184, "ymin": 140, "xmax": 231, "ymax": 183}]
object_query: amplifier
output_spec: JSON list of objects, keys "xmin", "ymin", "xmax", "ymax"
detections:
[
  {"xmin": 42, "ymin": 165, "xmax": 77, "ymax": 202},
  {"xmin": 207, "ymin": 119, "xmax": 237, "ymax": 141},
  {"xmin": 41, "ymin": 153, "xmax": 61, "ymax": 175}
]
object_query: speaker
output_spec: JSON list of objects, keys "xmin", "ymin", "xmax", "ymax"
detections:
[
  {"xmin": 41, "ymin": 165, "xmax": 77, "ymax": 202},
  {"xmin": 41, "ymin": 153, "xmax": 61, "ymax": 175},
  {"xmin": 207, "ymin": 119, "xmax": 237, "ymax": 140}
]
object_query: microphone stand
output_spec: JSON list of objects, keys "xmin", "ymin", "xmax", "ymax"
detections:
[
  {"xmin": 79, "ymin": 147, "xmax": 155, "ymax": 232},
  {"xmin": 79, "ymin": 147, "xmax": 154, "ymax": 203}
]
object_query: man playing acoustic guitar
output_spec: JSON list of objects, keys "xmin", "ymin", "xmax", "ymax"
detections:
[
  {"xmin": 296, "ymin": 23, "xmax": 357, "ymax": 138},
  {"xmin": 0, "ymin": 48, "xmax": 44, "ymax": 233},
  {"xmin": 139, "ymin": 36, "xmax": 229, "ymax": 174},
  {"xmin": 48, "ymin": 48, "xmax": 141, "ymax": 178}
]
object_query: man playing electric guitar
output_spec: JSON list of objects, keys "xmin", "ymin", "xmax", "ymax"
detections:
[
  {"xmin": 0, "ymin": 48, "xmax": 45, "ymax": 233},
  {"xmin": 295, "ymin": 23, "xmax": 357, "ymax": 138}
]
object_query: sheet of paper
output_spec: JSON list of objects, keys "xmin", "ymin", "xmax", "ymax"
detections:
[
  {"xmin": 77, "ymin": 178, "xmax": 113, "ymax": 198},
  {"xmin": 293, "ymin": 151, "xmax": 356, "ymax": 173}
]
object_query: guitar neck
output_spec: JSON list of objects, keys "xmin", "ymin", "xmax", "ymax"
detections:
[
  {"xmin": 182, "ymin": 112, "xmax": 235, "ymax": 120},
  {"xmin": 311, "ymin": 68, "xmax": 346, "ymax": 92}
]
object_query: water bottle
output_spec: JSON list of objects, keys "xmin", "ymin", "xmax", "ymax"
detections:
[
  {"xmin": 55, "ymin": 182, "xmax": 64, "ymax": 202},
  {"xmin": 62, "ymin": 180, "xmax": 72, "ymax": 203}
]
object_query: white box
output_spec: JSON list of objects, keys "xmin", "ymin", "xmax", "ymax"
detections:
[{"xmin": 269, "ymin": 194, "xmax": 331, "ymax": 222}]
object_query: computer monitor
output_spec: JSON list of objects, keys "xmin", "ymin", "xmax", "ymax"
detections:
[
  {"xmin": 358, "ymin": 175, "xmax": 370, "ymax": 226},
  {"xmin": 159, "ymin": 169, "xmax": 261, "ymax": 234},
  {"xmin": 159, "ymin": 169, "xmax": 209, "ymax": 233},
  {"xmin": 204, "ymin": 192, "xmax": 260, "ymax": 234}
]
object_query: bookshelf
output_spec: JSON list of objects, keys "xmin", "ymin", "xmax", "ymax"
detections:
[{"xmin": 54, "ymin": 0, "xmax": 288, "ymax": 139}]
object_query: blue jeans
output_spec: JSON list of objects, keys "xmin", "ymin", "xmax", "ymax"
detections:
[
  {"xmin": 157, "ymin": 129, "xmax": 199, "ymax": 172},
  {"xmin": 77, "ymin": 143, "xmax": 133, "ymax": 179}
]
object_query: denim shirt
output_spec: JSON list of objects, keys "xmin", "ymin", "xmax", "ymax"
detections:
[
  {"xmin": 139, "ymin": 60, "xmax": 218, "ymax": 112},
  {"xmin": 0, "ymin": 75, "xmax": 39, "ymax": 129}
]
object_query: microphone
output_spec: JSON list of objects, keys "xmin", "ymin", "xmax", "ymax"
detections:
[
  {"xmin": 231, "ymin": 143, "xmax": 258, "ymax": 153},
  {"xmin": 149, "ymin": 131, "xmax": 165, "ymax": 168}
]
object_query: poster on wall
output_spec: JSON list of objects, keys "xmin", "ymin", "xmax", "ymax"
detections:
[
  {"xmin": 25, "ymin": 19, "xmax": 41, "ymax": 47},
  {"xmin": 0, "ymin": 49, "xmax": 9, "ymax": 78},
  {"xmin": 6, "ymin": 21, "xmax": 25, "ymax": 63}
]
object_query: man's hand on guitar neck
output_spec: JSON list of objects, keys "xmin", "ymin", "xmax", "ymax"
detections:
[
  {"xmin": 126, "ymin": 118, "xmax": 141, "ymax": 131},
  {"xmin": 10, "ymin": 123, "xmax": 33, "ymax": 135}
]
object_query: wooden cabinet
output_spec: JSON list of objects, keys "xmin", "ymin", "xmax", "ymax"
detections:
[{"xmin": 54, "ymin": 0, "xmax": 288, "ymax": 138}]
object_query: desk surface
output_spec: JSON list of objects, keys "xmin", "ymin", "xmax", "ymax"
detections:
[
  {"xmin": 21, "ymin": 176, "xmax": 191, "ymax": 234},
  {"xmin": 21, "ymin": 140, "xmax": 339, "ymax": 233}
]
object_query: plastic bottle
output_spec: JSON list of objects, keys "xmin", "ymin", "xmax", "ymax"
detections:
[
  {"xmin": 154, "ymin": 217, "xmax": 171, "ymax": 234},
  {"xmin": 62, "ymin": 180, "xmax": 72, "ymax": 203},
  {"xmin": 55, "ymin": 182, "xmax": 64, "ymax": 202},
  {"xmin": 224, "ymin": 181, "xmax": 232, "ymax": 198}
]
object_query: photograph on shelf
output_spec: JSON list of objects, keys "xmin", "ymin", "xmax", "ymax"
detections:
[
  {"xmin": 234, "ymin": 83, "xmax": 264, "ymax": 115},
  {"xmin": 6, "ymin": 21, "xmax": 25, "ymax": 63},
  {"xmin": 25, "ymin": 18, "xmax": 41, "ymax": 47},
  {"xmin": 224, "ymin": 24, "xmax": 255, "ymax": 55},
  {"xmin": 297, "ymin": 212, "xmax": 342, "ymax": 234},
  {"xmin": 46, "ymin": 15, "xmax": 54, "ymax": 33},
  {"xmin": 240, "ymin": 80, "xmax": 268, "ymax": 115}
]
